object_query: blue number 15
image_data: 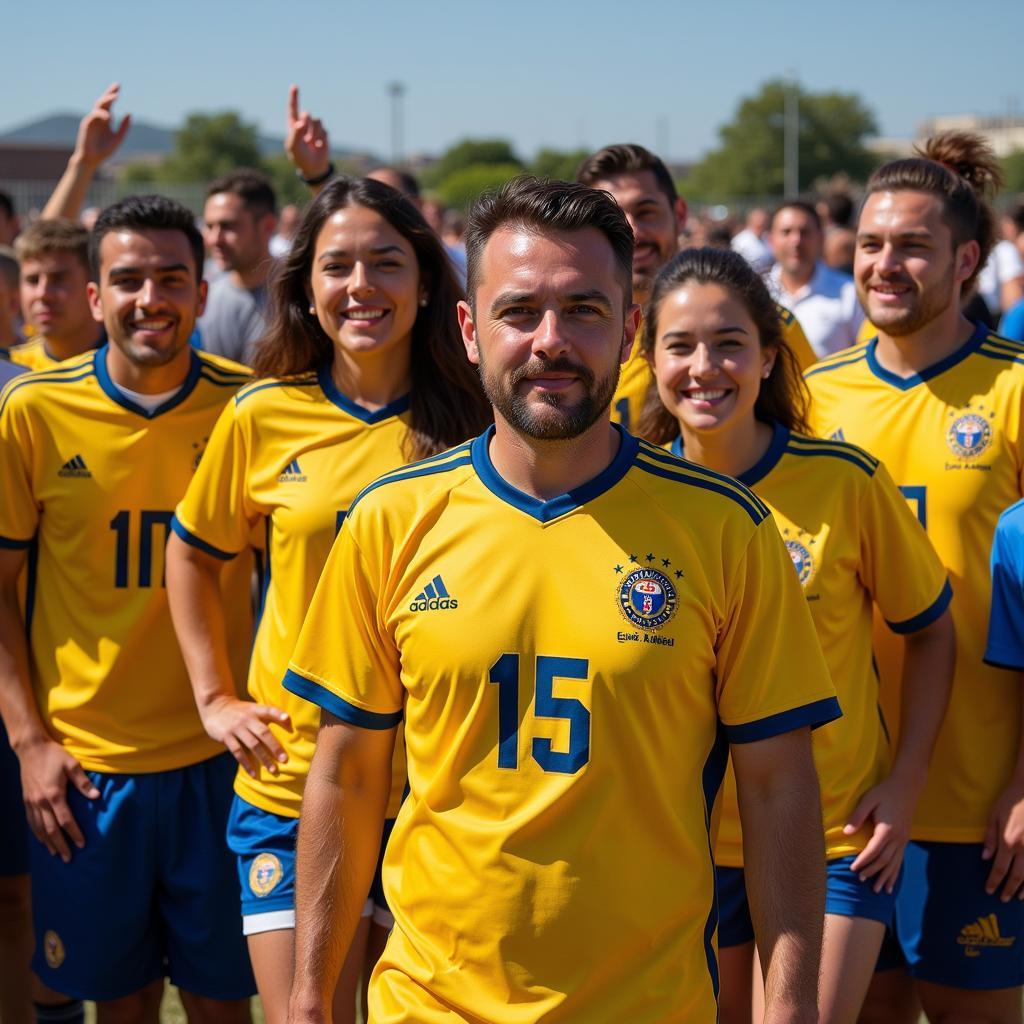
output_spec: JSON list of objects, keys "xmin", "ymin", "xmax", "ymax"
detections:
[{"xmin": 489, "ymin": 654, "xmax": 591, "ymax": 774}]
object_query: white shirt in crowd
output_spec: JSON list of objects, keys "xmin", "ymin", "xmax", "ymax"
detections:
[
  {"xmin": 977, "ymin": 240, "xmax": 1024, "ymax": 317},
  {"xmin": 767, "ymin": 261, "xmax": 864, "ymax": 358},
  {"xmin": 731, "ymin": 228, "xmax": 774, "ymax": 275}
]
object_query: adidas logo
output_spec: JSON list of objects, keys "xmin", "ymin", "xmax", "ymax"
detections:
[
  {"xmin": 410, "ymin": 574, "xmax": 458, "ymax": 612},
  {"xmin": 58, "ymin": 454, "xmax": 91, "ymax": 478},
  {"xmin": 829, "ymin": 428, "xmax": 846, "ymax": 442},
  {"xmin": 958, "ymin": 913, "xmax": 1015, "ymax": 955},
  {"xmin": 278, "ymin": 458, "xmax": 307, "ymax": 483}
]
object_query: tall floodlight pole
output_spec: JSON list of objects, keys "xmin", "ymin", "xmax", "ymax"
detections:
[
  {"xmin": 388, "ymin": 82, "xmax": 406, "ymax": 165},
  {"xmin": 784, "ymin": 69, "xmax": 799, "ymax": 196}
]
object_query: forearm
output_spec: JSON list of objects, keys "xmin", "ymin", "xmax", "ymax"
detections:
[
  {"xmin": 165, "ymin": 535, "xmax": 238, "ymax": 710},
  {"xmin": 890, "ymin": 612, "xmax": 954, "ymax": 786},
  {"xmin": 737, "ymin": 734, "xmax": 824, "ymax": 1022},
  {"xmin": 0, "ymin": 583, "xmax": 49, "ymax": 751},
  {"xmin": 41, "ymin": 153, "xmax": 98, "ymax": 221},
  {"xmin": 290, "ymin": 728, "xmax": 391, "ymax": 1018}
]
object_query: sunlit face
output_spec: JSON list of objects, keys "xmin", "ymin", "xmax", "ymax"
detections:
[
  {"xmin": 649, "ymin": 281, "xmax": 773, "ymax": 438},
  {"xmin": 458, "ymin": 225, "xmax": 638, "ymax": 441},
  {"xmin": 203, "ymin": 192, "xmax": 274, "ymax": 273},
  {"xmin": 88, "ymin": 228, "xmax": 206, "ymax": 367},
  {"xmin": 855, "ymin": 190, "xmax": 977, "ymax": 336},
  {"xmin": 589, "ymin": 170, "xmax": 682, "ymax": 303},
  {"xmin": 769, "ymin": 207, "xmax": 822, "ymax": 279},
  {"xmin": 308, "ymin": 203, "xmax": 422, "ymax": 362},
  {"xmin": 20, "ymin": 251, "xmax": 95, "ymax": 343}
]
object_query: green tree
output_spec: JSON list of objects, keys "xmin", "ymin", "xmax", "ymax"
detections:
[
  {"xmin": 435, "ymin": 163, "xmax": 523, "ymax": 212},
  {"xmin": 529, "ymin": 148, "xmax": 589, "ymax": 182},
  {"xmin": 424, "ymin": 139, "xmax": 522, "ymax": 188},
  {"xmin": 1003, "ymin": 150, "xmax": 1024, "ymax": 195},
  {"xmin": 688, "ymin": 80, "xmax": 878, "ymax": 199},
  {"xmin": 161, "ymin": 112, "xmax": 263, "ymax": 182},
  {"xmin": 120, "ymin": 161, "xmax": 159, "ymax": 185}
]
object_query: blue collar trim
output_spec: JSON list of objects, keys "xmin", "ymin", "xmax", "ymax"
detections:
[
  {"xmin": 316, "ymin": 364, "xmax": 411, "ymax": 422},
  {"xmin": 95, "ymin": 344, "xmax": 201, "ymax": 418},
  {"xmin": 471, "ymin": 423, "xmax": 639, "ymax": 523},
  {"xmin": 865, "ymin": 322, "xmax": 986, "ymax": 391},
  {"xmin": 671, "ymin": 421, "xmax": 788, "ymax": 487}
]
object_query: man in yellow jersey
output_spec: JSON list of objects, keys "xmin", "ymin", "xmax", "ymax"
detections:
[
  {"xmin": 575, "ymin": 143, "xmax": 815, "ymax": 434},
  {"xmin": 285, "ymin": 177, "xmax": 839, "ymax": 1023},
  {"xmin": 806, "ymin": 134, "xmax": 1024, "ymax": 1022},
  {"xmin": 0, "ymin": 195, "xmax": 256, "ymax": 1019},
  {"xmin": 10, "ymin": 220, "xmax": 104, "ymax": 370}
]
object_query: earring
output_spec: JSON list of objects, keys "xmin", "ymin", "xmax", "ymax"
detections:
[
  {"xmin": 419, "ymin": 296, "xmax": 429, "ymax": 307},
  {"xmin": 762, "ymin": 367, "xmax": 772, "ymax": 379},
  {"xmin": 308, "ymin": 304, "xmax": 316, "ymax": 315}
]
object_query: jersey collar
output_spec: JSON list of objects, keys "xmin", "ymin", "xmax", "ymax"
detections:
[
  {"xmin": 865, "ymin": 321, "xmax": 987, "ymax": 391},
  {"xmin": 670, "ymin": 420, "xmax": 789, "ymax": 486},
  {"xmin": 316, "ymin": 364, "xmax": 412, "ymax": 423},
  {"xmin": 95, "ymin": 343, "xmax": 202, "ymax": 419},
  {"xmin": 471, "ymin": 422, "xmax": 640, "ymax": 523}
]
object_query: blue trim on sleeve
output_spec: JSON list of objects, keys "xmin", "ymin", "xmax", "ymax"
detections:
[
  {"xmin": 886, "ymin": 578, "xmax": 952, "ymax": 634},
  {"xmin": 95, "ymin": 345, "xmax": 203, "ymax": 418},
  {"xmin": 983, "ymin": 651, "xmax": 1024, "ymax": 672},
  {"xmin": 316, "ymin": 364, "xmax": 411, "ymax": 423},
  {"xmin": 701, "ymin": 719, "xmax": 728, "ymax": 1001},
  {"xmin": 471, "ymin": 424, "xmax": 640, "ymax": 523},
  {"xmin": 864, "ymin": 324, "xmax": 985, "ymax": 390},
  {"xmin": 283, "ymin": 669, "xmax": 402, "ymax": 729},
  {"xmin": 169, "ymin": 515, "xmax": 238, "ymax": 561},
  {"xmin": 0, "ymin": 535, "xmax": 33, "ymax": 549},
  {"xmin": 726, "ymin": 696, "xmax": 842, "ymax": 744}
]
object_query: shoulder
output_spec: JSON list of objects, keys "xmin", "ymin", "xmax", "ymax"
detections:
[
  {"xmin": 0, "ymin": 351, "xmax": 97, "ymax": 417},
  {"xmin": 632, "ymin": 440, "xmax": 771, "ymax": 528},
  {"xmin": 782, "ymin": 431, "xmax": 879, "ymax": 480},
  {"xmin": 997, "ymin": 499, "xmax": 1024, "ymax": 539},
  {"xmin": 974, "ymin": 330, "xmax": 1024, "ymax": 368},
  {"xmin": 195, "ymin": 350, "xmax": 252, "ymax": 380},
  {"xmin": 814, "ymin": 263, "xmax": 854, "ymax": 296},
  {"xmin": 803, "ymin": 340, "xmax": 871, "ymax": 382},
  {"xmin": 230, "ymin": 372, "xmax": 320, "ymax": 414},
  {"xmin": 348, "ymin": 440, "xmax": 476, "ymax": 521}
]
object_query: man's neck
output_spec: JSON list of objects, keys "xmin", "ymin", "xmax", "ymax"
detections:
[
  {"xmin": 44, "ymin": 322, "xmax": 104, "ymax": 361},
  {"xmin": 678, "ymin": 417, "xmax": 774, "ymax": 479},
  {"xmin": 230, "ymin": 258, "xmax": 271, "ymax": 292},
  {"xmin": 779, "ymin": 263, "xmax": 815, "ymax": 295},
  {"xmin": 332, "ymin": 344, "xmax": 412, "ymax": 411},
  {"xmin": 488, "ymin": 415, "xmax": 621, "ymax": 502},
  {"xmin": 874, "ymin": 309, "xmax": 976, "ymax": 379},
  {"xmin": 105, "ymin": 344, "xmax": 192, "ymax": 395}
]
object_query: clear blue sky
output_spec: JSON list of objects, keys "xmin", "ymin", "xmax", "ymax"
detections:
[{"xmin": 3, "ymin": 0, "xmax": 1021, "ymax": 162}]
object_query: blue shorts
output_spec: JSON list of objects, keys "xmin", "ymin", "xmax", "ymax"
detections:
[
  {"xmin": 228, "ymin": 795, "xmax": 395, "ymax": 936},
  {"xmin": 29, "ymin": 753, "xmax": 254, "ymax": 1001},
  {"xmin": 716, "ymin": 856, "xmax": 897, "ymax": 949},
  {"xmin": 0, "ymin": 719, "xmax": 28, "ymax": 877},
  {"xmin": 876, "ymin": 840, "xmax": 1024, "ymax": 990}
]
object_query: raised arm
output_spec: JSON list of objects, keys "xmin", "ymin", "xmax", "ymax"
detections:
[
  {"xmin": 733, "ymin": 726, "xmax": 825, "ymax": 1024},
  {"xmin": 42, "ymin": 82, "xmax": 131, "ymax": 222},
  {"xmin": 288, "ymin": 712, "xmax": 395, "ymax": 1024},
  {"xmin": 165, "ymin": 531, "xmax": 290, "ymax": 777},
  {"xmin": 285, "ymin": 85, "xmax": 333, "ymax": 196}
]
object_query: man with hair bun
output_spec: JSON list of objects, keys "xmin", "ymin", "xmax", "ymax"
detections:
[{"xmin": 807, "ymin": 131, "xmax": 1024, "ymax": 1022}]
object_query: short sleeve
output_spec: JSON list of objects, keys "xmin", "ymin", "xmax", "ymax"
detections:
[
  {"xmin": 780, "ymin": 310, "xmax": 816, "ymax": 371},
  {"xmin": 859, "ymin": 461, "xmax": 951, "ymax": 633},
  {"xmin": 171, "ymin": 399, "xmax": 255, "ymax": 559},
  {"xmin": 284, "ymin": 514, "xmax": 403, "ymax": 729},
  {"xmin": 0, "ymin": 388, "xmax": 40, "ymax": 546},
  {"xmin": 716, "ymin": 517, "xmax": 840, "ymax": 743},
  {"xmin": 985, "ymin": 507, "xmax": 1024, "ymax": 670}
]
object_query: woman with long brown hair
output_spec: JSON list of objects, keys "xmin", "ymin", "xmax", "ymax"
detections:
[
  {"xmin": 642, "ymin": 247, "xmax": 954, "ymax": 1024},
  {"xmin": 165, "ymin": 176, "xmax": 490, "ymax": 1024}
]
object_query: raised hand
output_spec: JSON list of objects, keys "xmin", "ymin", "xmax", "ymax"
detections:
[
  {"xmin": 285, "ymin": 84, "xmax": 330, "ymax": 181},
  {"xmin": 75, "ymin": 82, "xmax": 131, "ymax": 169}
]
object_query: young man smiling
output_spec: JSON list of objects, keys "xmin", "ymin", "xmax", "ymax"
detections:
[
  {"xmin": 284, "ymin": 177, "xmax": 838, "ymax": 1024},
  {"xmin": 0, "ymin": 196, "xmax": 255, "ymax": 1023}
]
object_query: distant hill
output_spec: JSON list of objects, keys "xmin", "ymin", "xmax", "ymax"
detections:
[{"xmin": 0, "ymin": 112, "xmax": 351, "ymax": 161}]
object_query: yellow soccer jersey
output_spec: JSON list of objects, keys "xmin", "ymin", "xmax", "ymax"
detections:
[
  {"xmin": 172, "ymin": 368, "xmax": 411, "ymax": 818},
  {"xmin": 0, "ymin": 346, "xmax": 253, "ymax": 773},
  {"xmin": 857, "ymin": 318, "xmax": 876, "ymax": 344},
  {"xmin": 807, "ymin": 324, "xmax": 1024, "ymax": 841},
  {"xmin": 670, "ymin": 426, "xmax": 950, "ymax": 867},
  {"xmin": 9, "ymin": 336, "xmax": 61, "ymax": 370},
  {"xmin": 611, "ymin": 305, "xmax": 817, "ymax": 434},
  {"xmin": 286, "ymin": 427, "xmax": 838, "ymax": 1024}
]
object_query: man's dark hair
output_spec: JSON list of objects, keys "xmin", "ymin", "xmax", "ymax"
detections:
[
  {"xmin": 0, "ymin": 190, "xmax": 15, "ymax": 221},
  {"xmin": 373, "ymin": 166, "xmax": 421, "ymax": 200},
  {"xmin": 865, "ymin": 131, "xmax": 1002, "ymax": 295},
  {"xmin": 769, "ymin": 200, "xmax": 822, "ymax": 232},
  {"xmin": 464, "ymin": 176, "xmax": 635, "ymax": 308},
  {"xmin": 825, "ymin": 193, "xmax": 855, "ymax": 229},
  {"xmin": 205, "ymin": 168, "xmax": 277, "ymax": 218},
  {"xmin": 576, "ymin": 143, "xmax": 678, "ymax": 209},
  {"xmin": 89, "ymin": 195, "xmax": 205, "ymax": 281}
]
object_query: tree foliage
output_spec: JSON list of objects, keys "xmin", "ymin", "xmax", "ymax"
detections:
[
  {"xmin": 434, "ymin": 163, "xmax": 523, "ymax": 212},
  {"xmin": 687, "ymin": 80, "xmax": 879, "ymax": 199},
  {"xmin": 423, "ymin": 139, "xmax": 523, "ymax": 188},
  {"xmin": 1003, "ymin": 150, "xmax": 1024, "ymax": 195},
  {"xmin": 529, "ymin": 147, "xmax": 589, "ymax": 182},
  {"xmin": 161, "ymin": 112, "xmax": 264, "ymax": 183}
]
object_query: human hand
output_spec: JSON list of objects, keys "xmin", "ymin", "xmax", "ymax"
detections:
[
  {"xmin": 844, "ymin": 773, "xmax": 920, "ymax": 894},
  {"xmin": 983, "ymin": 779, "xmax": 1024, "ymax": 901},
  {"xmin": 285, "ymin": 84, "xmax": 330, "ymax": 180},
  {"xmin": 200, "ymin": 695, "xmax": 291, "ymax": 778},
  {"xmin": 74, "ymin": 82, "xmax": 131, "ymax": 169}
]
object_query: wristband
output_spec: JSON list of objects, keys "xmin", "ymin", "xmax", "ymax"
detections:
[{"xmin": 296, "ymin": 162, "xmax": 335, "ymax": 187}]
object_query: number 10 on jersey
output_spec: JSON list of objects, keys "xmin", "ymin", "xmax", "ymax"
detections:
[{"xmin": 489, "ymin": 654, "xmax": 591, "ymax": 774}]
